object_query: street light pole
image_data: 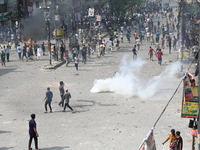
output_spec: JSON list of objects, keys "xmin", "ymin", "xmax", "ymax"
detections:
[
  {"xmin": 47, "ymin": 20, "xmax": 51, "ymax": 65},
  {"xmin": 43, "ymin": 0, "xmax": 52, "ymax": 65}
]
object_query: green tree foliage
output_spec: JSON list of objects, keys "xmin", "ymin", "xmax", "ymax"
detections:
[{"xmin": 103, "ymin": 0, "xmax": 145, "ymax": 18}]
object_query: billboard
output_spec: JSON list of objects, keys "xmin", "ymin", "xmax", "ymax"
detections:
[{"xmin": 181, "ymin": 86, "xmax": 198, "ymax": 118}]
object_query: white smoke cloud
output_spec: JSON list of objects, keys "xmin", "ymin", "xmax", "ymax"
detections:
[{"xmin": 90, "ymin": 55, "xmax": 181, "ymax": 99}]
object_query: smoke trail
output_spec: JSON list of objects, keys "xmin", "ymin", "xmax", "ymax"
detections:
[{"xmin": 90, "ymin": 55, "xmax": 181, "ymax": 99}]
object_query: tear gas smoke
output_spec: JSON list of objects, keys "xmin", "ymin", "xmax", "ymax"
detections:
[{"xmin": 90, "ymin": 55, "xmax": 181, "ymax": 99}]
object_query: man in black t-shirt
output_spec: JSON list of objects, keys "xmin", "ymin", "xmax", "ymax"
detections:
[
  {"xmin": 28, "ymin": 114, "xmax": 39, "ymax": 150},
  {"xmin": 132, "ymin": 45, "xmax": 137, "ymax": 60},
  {"xmin": 176, "ymin": 131, "xmax": 183, "ymax": 150}
]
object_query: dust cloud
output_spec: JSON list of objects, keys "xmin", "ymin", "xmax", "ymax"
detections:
[{"xmin": 90, "ymin": 55, "xmax": 181, "ymax": 99}]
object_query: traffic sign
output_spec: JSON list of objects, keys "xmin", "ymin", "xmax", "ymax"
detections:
[
  {"xmin": 88, "ymin": 8, "xmax": 94, "ymax": 17},
  {"xmin": 96, "ymin": 15, "xmax": 102, "ymax": 22}
]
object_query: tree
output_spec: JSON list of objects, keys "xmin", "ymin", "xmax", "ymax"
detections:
[{"xmin": 104, "ymin": 0, "xmax": 145, "ymax": 19}]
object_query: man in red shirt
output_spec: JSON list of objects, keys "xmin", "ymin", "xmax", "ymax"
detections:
[
  {"xmin": 148, "ymin": 46, "xmax": 155, "ymax": 61},
  {"xmin": 156, "ymin": 49, "xmax": 163, "ymax": 65},
  {"xmin": 134, "ymin": 31, "xmax": 138, "ymax": 40}
]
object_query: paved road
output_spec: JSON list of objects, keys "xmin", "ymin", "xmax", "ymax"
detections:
[{"xmin": 0, "ymin": 2, "xmax": 196, "ymax": 150}]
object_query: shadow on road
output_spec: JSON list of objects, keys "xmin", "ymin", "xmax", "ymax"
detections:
[
  {"xmin": 0, "ymin": 147, "xmax": 14, "ymax": 150},
  {"xmin": 41, "ymin": 146, "xmax": 69, "ymax": 150},
  {"xmin": 76, "ymin": 100, "xmax": 117, "ymax": 107},
  {"xmin": 0, "ymin": 68, "xmax": 17, "ymax": 77},
  {"xmin": 0, "ymin": 130, "xmax": 11, "ymax": 134}
]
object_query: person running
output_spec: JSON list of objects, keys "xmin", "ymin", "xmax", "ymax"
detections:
[
  {"xmin": 28, "ymin": 114, "xmax": 39, "ymax": 150},
  {"xmin": 17, "ymin": 44, "xmax": 22, "ymax": 60},
  {"xmin": 162, "ymin": 129, "xmax": 177, "ymax": 150},
  {"xmin": 133, "ymin": 31, "xmax": 138, "ymax": 40},
  {"xmin": 161, "ymin": 38, "xmax": 165, "ymax": 49},
  {"xmin": 58, "ymin": 81, "xmax": 65, "ymax": 107},
  {"xmin": 156, "ymin": 49, "xmax": 163, "ymax": 65},
  {"xmin": 132, "ymin": 45, "xmax": 137, "ymax": 60},
  {"xmin": 1, "ymin": 50, "xmax": 6, "ymax": 67},
  {"xmin": 74, "ymin": 55, "xmax": 79, "ymax": 70},
  {"xmin": 169, "ymin": 38, "xmax": 172, "ymax": 54},
  {"xmin": 65, "ymin": 50, "xmax": 70, "ymax": 66},
  {"xmin": 43, "ymin": 87, "xmax": 53, "ymax": 113},
  {"xmin": 155, "ymin": 31, "xmax": 160, "ymax": 42},
  {"xmin": 148, "ymin": 46, "xmax": 155, "ymax": 61},
  {"xmin": 126, "ymin": 32, "xmax": 131, "ymax": 43},
  {"xmin": 150, "ymin": 33, "xmax": 154, "ymax": 45},
  {"xmin": 135, "ymin": 37, "xmax": 141, "ymax": 51},
  {"xmin": 176, "ymin": 131, "xmax": 183, "ymax": 150},
  {"xmin": 63, "ymin": 89, "xmax": 74, "ymax": 113}
]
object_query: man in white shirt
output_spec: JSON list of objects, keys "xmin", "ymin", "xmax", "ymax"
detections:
[
  {"xmin": 17, "ymin": 44, "xmax": 22, "ymax": 60},
  {"xmin": 146, "ymin": 32, "xmax": 150, "ymax": 42}
]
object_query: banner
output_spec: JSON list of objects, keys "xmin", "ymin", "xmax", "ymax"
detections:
[
  {"xmin": 55, "ymin": 29, "xmax": 65, "ymax": 37},
  {"xmin": 181, "ymin": 86, "xmax": 198, "ymax": 118},
  {"xmin": 96, "ymin": 15, "xmax": 102, "ymax": 22},
  {"xmin": 88, "ymin": 8, "xmax": 94, "ymax": 17},
  {"xmin": 183, "ymin": 74, "xmax": 194, "ymax": 102},
  {"xmin": 138, "ymin": 128, "xmax": 156, "ymax": 150}
]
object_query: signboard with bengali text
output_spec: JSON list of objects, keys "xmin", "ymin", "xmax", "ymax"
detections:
[{"xmin": 181, "ymin": 86, "xmax": 198, "ymax": 118}]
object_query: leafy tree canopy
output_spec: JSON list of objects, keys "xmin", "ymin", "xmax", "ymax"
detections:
[{"xmin": 103, "ymin": 0, "xmax": 145, "ymax": 18}]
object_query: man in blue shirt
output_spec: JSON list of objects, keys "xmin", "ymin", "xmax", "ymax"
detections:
[
  {"xmin": 28, "ymin": 114, "xmax": 39, "ymax": 150},
  {"xmin": 43, "ymin": 87, "xmax": 53, "ymax": 113},
  {"xmin": 156, "ymin": 31, "xmax": 160, "ymax": 42}
]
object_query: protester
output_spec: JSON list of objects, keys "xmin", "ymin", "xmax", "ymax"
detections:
[
  {"xmin": 176, "ymin": 131, "xmax": 183, "ymax": 150},
  {"xmin": 148, "ymin": 46, "xmax": 155, "ymax": 61},
  {"xmin": 156, "ymin": 49, "xmax": 163, "ymax": 65},
  {"xmin": 74, "ymin": 55, "xmax": 79, "ymax": 70},
  {"xmin": 1, "ymin": 50, "xmax": 6, "ymax": 66},
  {"xmin": 17, "ymin": 44, "xmax": 22, "ymax": 60},
  {"xmin": 43, "ymin": 87, "xmax": 53, "ymax": 113},
  {"xmin": 132, "ymin": 45, "xmax": 137, "ymax": 60},
  {"xmin": 162, "ymin": 129, "xmax": 177, "ymax": 150},
  {"xmin": 60, "ymin": 44, "xmax": 65, "ymax": 61},
  {"xmin": 4, "ymin": 45, "xmax": 10, "ymax": 62},
  {"xmin": 63, "ymin": 89, "xmax": 75, "ymax": 113},
  {"xmin": 37, "ymin": 46, "xmax": 43, "ymax": 60},
  {"xmin": 22, "ymin": 44, "xmax": 28, "ymax": 61},
  {"xmin": 64, "ymin": 50, "xmax": 70, "ymax": 66},
  {"xmin": 58, "ymin": 81, "xmax": 65, "ymax": 107},
  {"xmin": 28, "ymin": 114, "xmax": 39, "ymax": 150}
]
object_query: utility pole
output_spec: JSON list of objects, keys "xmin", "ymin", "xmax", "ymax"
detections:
[
  {"xmin": 179, "ymin": 0, "xmax": 185, "ymax": 71},
  {"xmin": 43, "ymin": 0, "xmax": 52, "ymax": 65}
]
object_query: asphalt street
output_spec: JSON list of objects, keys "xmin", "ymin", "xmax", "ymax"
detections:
[{"xmin": 0, "ymin": 2, "xmax": 197, "ymax": 150}]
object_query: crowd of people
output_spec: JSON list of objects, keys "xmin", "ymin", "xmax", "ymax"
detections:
[{"xmin": 8, "ymin": 0, "xmax": 199, "ymax": 150}]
